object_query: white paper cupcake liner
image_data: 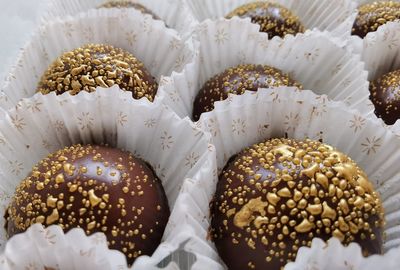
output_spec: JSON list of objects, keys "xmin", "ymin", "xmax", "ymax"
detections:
[
  {"xmin": 285, "ymin": 237, "xmax": 400, "ymax": 270},
  {"xmin": 0, "ymin": 8, "xmax": 195, "ymax": 112},
  {"xmin": 0, "ymin": 86, "xmax": 218, "ymax": 269},
  {"xmin": 160, "ymin": 18, "xmax": 372, "ymax": 120},
  {"xmin": 184, "ymin": 87, "xmax": 400, "ymax": 268},
  {"xmin": 185, "ymin": 0, "xmax": 357, "ymax": 40},
  {"xmin": 0, "ymin": 224, "xmax": 126, "ymax": 270},
  {"xmin": 44, "ymin": 0, "xmax": 197, "ymax": 39}
]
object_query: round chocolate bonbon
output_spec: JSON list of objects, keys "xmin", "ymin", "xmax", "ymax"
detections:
[
  {"xmin": 352, "ymin": 1, "xmax": 400, "ymax": 38},
  {"xmin": 193, "ymin": 64, "xmax": 301, "ymax": 121},
  {"xmin": 210, "ymin": 138, "xmax": 384, "ymax": 269},
  {"xmin": 370, "ymin": 69, "xmax": 400, "ymax": 125},
  {"xmin": 5, "ymin": 144, "xmax": 169, "ymax": 265}
]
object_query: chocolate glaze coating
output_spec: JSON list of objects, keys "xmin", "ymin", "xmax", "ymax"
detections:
[
  {"xmin": 352, "ymin": 1, "xmax": 400, "ymax": 38},
  {"xmin": 192, "ymin": 64, "xmax": 302, "ymax": 121},
  {"xmin": 226, "ymin": 1, "xmax": 305, "ymax": 39},
  {"xmin": 370, "ymin": 69, "xmax": 400, "ymax": 125},
  {"xmin": 37, "ymin": 44, "xmax": 158, "ymax": 102},
  {"xmin": 5, "ymin": 144, "xmax": 170, "ymax": 265},
  {"xmin": 211, "ymin": 138, "xmax": 384, "ymax": 270},
  {"xmin": 99, "ymin": 1, "xmax": 161, "ymax": 21}
]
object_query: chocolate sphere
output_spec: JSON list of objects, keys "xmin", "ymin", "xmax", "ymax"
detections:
[
  {"xmin": 5, "ymin": 144, "xmax": 170, "ymax": 265},
  {"xmin": 37, "ymin": 44, "xmax": 158, "ymax": 102},
  {"xmin": 352, "ymin": 1, "xmax": 400, "ymax": 38},
  {"xmin": 370, "ymin": 69, "xmax": 400, "ymax": 125},
  {"xmin": 99, "ymin": 1, "xmax": 161, "ymax": 21},
  {"xmin": 226, "ymin": 1, "xmax": 305, "ymax": 39},
  {"xmin": 210, "ymin": 138, "xmax": 384, "ymax": 270},
  {"xmin": 192, "ymin": 64, "xmax": 302, "ymax": 121}
]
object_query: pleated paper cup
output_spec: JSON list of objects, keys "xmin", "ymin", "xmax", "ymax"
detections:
[
  {"xmin": 0, "ymin": 224, "xmax": 126, "ymax": 270},
  {"xmin": 285, "ymin": 237, "xmax": 400, "ymax": 270},
  {"xmin": 0, "ymin": 86, "xmax": 217, "ymax": 269},
  {"xmin": 44, "ymin": 0, "xmax": 197, "ymax": 39},
  {"xmin": 189, "ymin": 87, "xmax": 400, "ymax": 268},
  {"xmin": 160, "ymin": 18, "xmax": 372, "ymax": 120},
  {"xmin": 0, "ymin": 8, "xmax": 195, "ymax": 112},
  {"xmin": 185, "ymin": 0, "xmax": 357, "ymax": 40}
]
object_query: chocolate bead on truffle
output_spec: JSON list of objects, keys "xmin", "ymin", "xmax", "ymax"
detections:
[
  {"xmin": 352, "ymin": 1, "xmax": 400, "ymax": 38},
  {"xmin": 210, "ymin": 138, "xmax": 384, "ymax": 270},
  {"xmin": 226, "ymin": 1, "xmax": 305, "ymax": 39},
  {"xmin": 192, "ymin": 64, "xmax": 302, "ymax": 121},
  {"xmin": 99, "ymin": 1, "xmax": 161, "ymax": 20},
  {"xmin": 370, "ymin": 69, "xmax": 400, "ymax": 125},
  {"xmin": 37, "ymin": 44, "xmax": 158, "ymax": 102},
  {"xmin": 5, "ymin": 144, "xmax": 169, "ymax": 265}
]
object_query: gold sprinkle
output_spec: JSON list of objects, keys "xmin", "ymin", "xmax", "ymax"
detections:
[
  {"xmin": 266, "ymin": 192, "xmax": 280, "ymax": 206},
  {"xmin": 321, "ymin": 202, "xmax": 337, "ymax": 220},
  {"xmin": 55, "ymin": 174, "xmax": 64, "ymax": 184},
  {"xmin": 277, "ymin": 187, "xmax": 291, "ymax": 198},
  {"xmin": 306, "ymin": 204, "xmax": 322, "ymax": 215},
  {"xmin": 316, "ymin": 173, "xmax": 329, "ymax": 190},
  {"xmin": 295, "ymin": 218, "xmax": 314, "ymax": 233},
  {"xmin": 46, "ymin": 209, "xmax": 59, "ymax": 225},
  {"xmin": 36, "ymin": 182, "xmax": 44, "ymax": 190},
  {"xmin": 88, "ymin": 189, "xmax": 102, "ymax": 207},
  {"xmin": 87, "ymin": 221, "xmax": 96, "ymax": 230},
  {"xmin": 46, "ymin": 196, "xmax": 58, "ymax": 208}
]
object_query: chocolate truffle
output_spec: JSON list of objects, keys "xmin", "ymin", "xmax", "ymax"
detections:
[
  {"xmin": 5, "ymin": 144, "xmax": 169, "ymax": 265},
  {"xmin": 370, "ymin": 69, "xmax": 400, "ymax": 125},
  {"xmin": 226, "ymin": 1, "xmax": 305, "ymax": 39},
  {"xmin": 99, "ymin": 1, "xmax": 161, "ymax": 20},
  {"xmin": 210, "ymin": 138, "xmax": 384, "ymax": 270},
  {"xmin": 37, "ymin": 44, "xmax": 158, "ymax": 102},
  {"xmin": 192, "ymin": 64, "xmax": 302, "ymax": 121},
  {"xmin": 352, "ymin": 1, "xmax": 400, "ymax": 38}
]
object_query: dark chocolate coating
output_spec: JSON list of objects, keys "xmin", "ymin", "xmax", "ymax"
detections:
[
  {"xmin": 210, "ymin": 138, "xmax": 384, "ymax": 270},
  {"xmin": 192, "ymin": 64, "xmax": 302, "ymax": 121},
  {"xmin": 37, "ymin": 44, "xmax": 158, "ymax": 102},
  {"xmin": 226, "ymin": 1, "xmax": 305, "ymax": 39},
  {"xmin": 99, "ymin": 1, "xmax": 161, "ymax": 21},
  {"xmin": 352, "ymin": 1, "xmax": 400, "ymax": 38},
  {"xmin": 370, "ymin": 69, "xmax": 400, "ymax": 125},
  {"xmin": 5, "ymin": 144, "xmax": 170, "ymax": 265}
]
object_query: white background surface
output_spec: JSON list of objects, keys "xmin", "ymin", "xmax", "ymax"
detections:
[{"xmin": 0, "ymin": 0, "xmax": 49, "ymax": 82}]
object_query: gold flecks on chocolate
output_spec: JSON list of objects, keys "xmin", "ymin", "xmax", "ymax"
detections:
[
  {"xmin": 5, "ymin": 144, "xmax": 170, "ymax": 266},
  {"xmin": 352, "ymin": 1, "xmax": 400, "ymax": 38},
  {"xmin": 192, "ymin": 64, "xmax": 302, "ymax": 120},
  {"xmin": 210, "ymin": 138, "xmax": 384, "ymax": 270},
  {"xmin": 37, "ymin": 44, "xmax": 158, "ymax": 102},
  {"xmin": 98, "ymin": 1, "xmax": 162, "ymax": 21},
  {"xmin": 226, "ymin": 1, "xmax": 305, "ymax": 38},
  {"xmin": 370, "ymin": 69, "xmax": 400, "ymax": 125}
]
